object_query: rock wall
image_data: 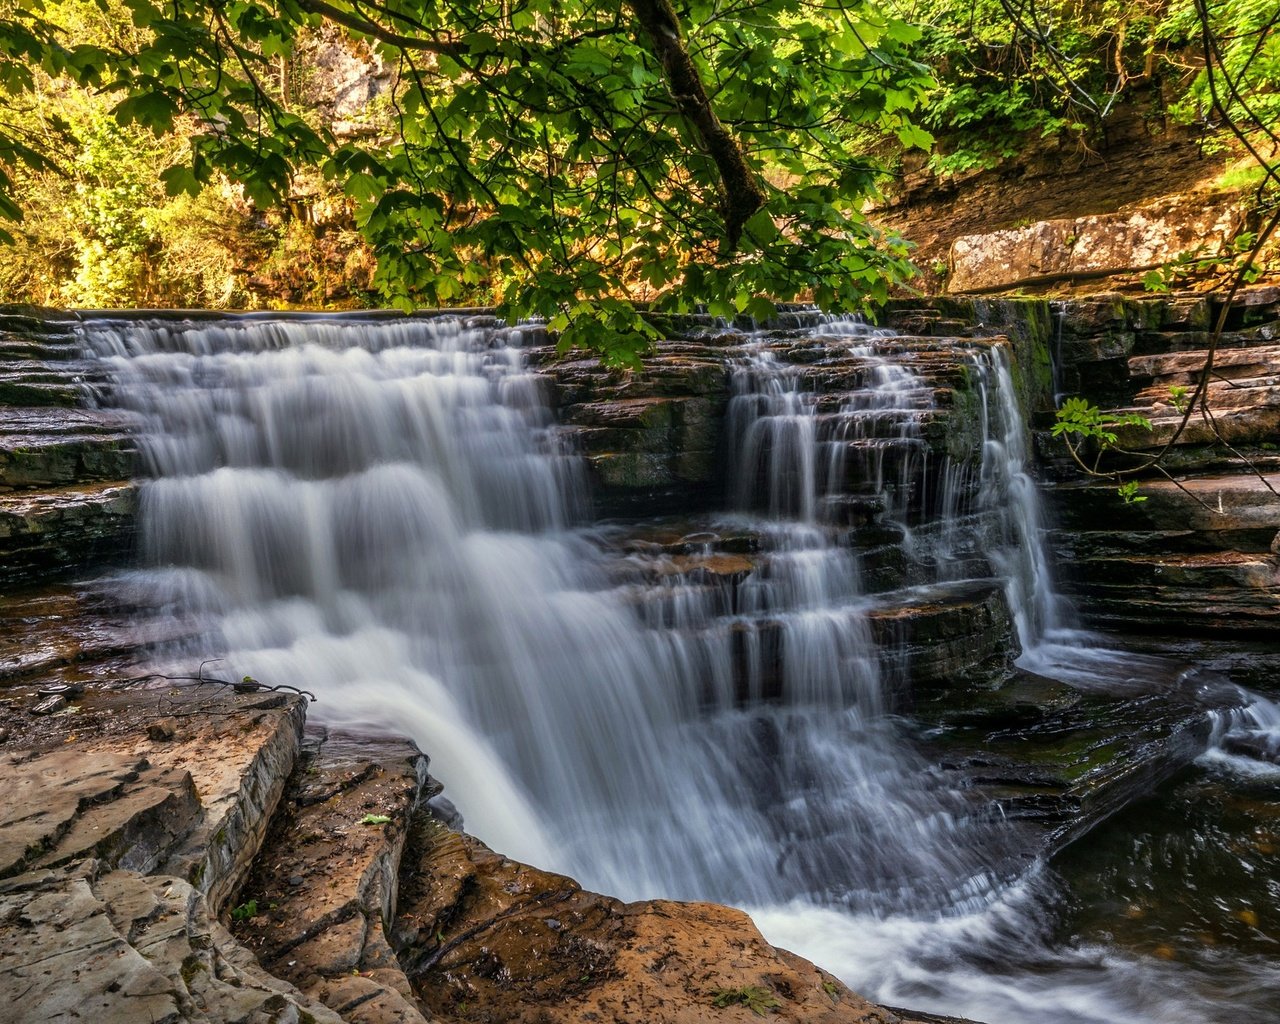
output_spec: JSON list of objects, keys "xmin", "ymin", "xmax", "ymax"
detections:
[
  {"xmin": 1042, "ymin": 288, "xmax": 1280, "ymax": 637},
  {"xmin": 0, "ymin": 310, "xmax": 138, "ymax": 578}
]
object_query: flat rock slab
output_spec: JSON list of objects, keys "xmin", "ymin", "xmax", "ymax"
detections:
[
  {"xmin": 0, "ymin": 686, "xmax": 305, "ymax": 908},
  {"xmin": 911, "ymin": 661, "xmax": 1243, "ymax": 854},
  {"xmin": 0, "ymin": 861, "xmax": 344, "ymax": 1024}
]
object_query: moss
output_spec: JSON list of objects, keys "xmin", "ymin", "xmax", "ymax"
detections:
[{"xmin": 179, "ymin": 954, "xmax": 207, "ymax": 987}]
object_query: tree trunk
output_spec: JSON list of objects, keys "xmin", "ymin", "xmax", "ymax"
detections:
[{"xmin": 626, "ymin": 0, "xmax": 767, "ymax": 252}]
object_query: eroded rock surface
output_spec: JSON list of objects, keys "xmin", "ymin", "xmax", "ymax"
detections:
[
  {"xmin": 396, "ymin": 824, "xmax": 922, "ymax": 1024},
  {"xmin": 948, "ymin": 193, "xmax": 1242, "ymax": 294},
  {"xmin": 0, "ymin": 861, "xmax": 344, "ymax": 1024},
  {"xmin": 233, "ymin": 728, "xmax": 433, "ymax": 1024},
  {"xmin": 0, "ymin": 687, "xmax": 306, "ymax": 907}
]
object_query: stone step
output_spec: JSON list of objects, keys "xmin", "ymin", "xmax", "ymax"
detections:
[
  {"xmin": 0, "ymin": 312, "xmax": 76, "ymax": 335},
  {"xmin": 0, "ymin": 376, "xmax": 83, "ymax": 406},
  {"xmin": 1131, "ymin": 323, "xmax": 1280, "ymax": 355},
  {"xmin": 0, "ymin": 688, "xmax": 305, "ymax": 900},
  {"xmin": 0, "ymin": 583, "xmax": 199, "ymax": 685},
  {"xmin": 0, "ymin": 687, "xmax": 344, "ymax": 1024},
  {"xmin": 1128, "ymin": 343, "xmax": 1280, "ymax": 380},
  {"xmin": 0, "ymin": 480, "xmax": 137, "ymax": 577},
  {"xmin": 0, "ymin": 338, "xmax": 82, "ymax": 361},
  {"xmin": 0, "ymin": 432, "xmax": 136, "ymax": 491},
  {"xmin": 1, "ymin": 406, "xmax": 136, "ymax": 438},
  {"xmin": 1055, "ymin": 548, "xmax": 1280, "ymax": 637}
]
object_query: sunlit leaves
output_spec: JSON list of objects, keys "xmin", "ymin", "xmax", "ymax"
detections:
[{"xmin": 0, "ymin": 0, "xmax": 935, "ymax": 365}]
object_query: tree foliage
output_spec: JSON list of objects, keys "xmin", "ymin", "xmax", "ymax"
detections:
[
  {"xmin": 0, "ymin": 0, "xmax": 935, "ymax": 363},
  {"xmin": 893, "ymin": 0, "xmax": 1280, "ymax": 178}
]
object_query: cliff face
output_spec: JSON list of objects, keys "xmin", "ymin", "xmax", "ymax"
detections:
[{"xmin": 1043, "ymin": 289, "xmax": 1280, "ymax": 640}]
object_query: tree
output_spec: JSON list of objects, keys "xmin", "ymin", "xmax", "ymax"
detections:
[{"xmin": 0, "ymin": 0, "xmax": 935, "ymax": 363}]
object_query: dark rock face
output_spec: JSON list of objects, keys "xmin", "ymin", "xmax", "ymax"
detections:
[
  {"xmin": 0, "ymin": 311, "xmax": 139, "ymax": 578},
  {"xmin": 911, "ymin": 661, "xmax": 1244, "ymax": 855},
  {"xmin": 539, "ymin": 347, "xmax": 731, "ymax": 517},
  {"xmin": 1042, "ymin": 287, "xmax": 1280, "ymax": 636}
]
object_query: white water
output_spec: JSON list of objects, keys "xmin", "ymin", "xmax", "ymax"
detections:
[{"xmin": 80, "ymin": 314, "xmax": 1278, "ymax": 1024}]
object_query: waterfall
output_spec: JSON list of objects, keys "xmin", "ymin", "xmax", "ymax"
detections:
[
  {"xmin": 78, "ymin": 311, "xmax": 1274, "ymax": 1024},
  {"xmin": 78, "ymin": 312, "xmax": 1027, "ymax": 909},
  {"xmin": 971, "ymin": 345, "xmax": 1067, "ymax": 650}
]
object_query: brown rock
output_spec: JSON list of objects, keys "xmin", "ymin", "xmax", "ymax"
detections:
[
  {"xmin": 231, "ymin": 728, "xmax": 432, "ymax": 1024},
  {"xmin": 0, "ymin": 688, "xmax": 305, "ymax": 907},
  {"xmin": 398, "ymin": 826, "xmax": 907, "ymax": 1024},
  {"xmin": 948, "ymin": 194, "xmax": 1242, "ymax": 293},
  {"xmin": 147, "ymin": 717, "xmax": 178, "ymax": 741}
]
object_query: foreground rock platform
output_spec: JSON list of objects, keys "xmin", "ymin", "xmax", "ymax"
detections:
[{"xmin": 0, "ymin": 680, "xmax": 964, "ymax": 1024}]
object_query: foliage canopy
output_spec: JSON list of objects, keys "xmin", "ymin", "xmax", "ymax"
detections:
[{"xmin": 0, "ymin": 0, "xmax": 935, "ymax": 362}]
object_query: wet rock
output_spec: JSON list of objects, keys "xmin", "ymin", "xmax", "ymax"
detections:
[
  {"xmin": 914, "ymin": 664, "xmax": 1244, "ymax": 854},
  {"xmin": 37, "ymin": 682, "xmax": 84, "ymax": 698},
  {"xmin": 0, "ymin": 481, "xmax": 137, "ymax": 578},
  {"xmin": 28, "ymin": 693, "xmax": 67, "ymax": 715},
  {"xmin": 869, "ymin": 581, "xmax": 1018, "ymax": 690},
  {"xmin": 397, "ymin": 825, "xmax": 924, "ymax": 1024}
]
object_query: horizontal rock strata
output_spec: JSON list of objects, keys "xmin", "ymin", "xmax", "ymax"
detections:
[
  {"xmin": 1043, "ymin": 288, "xmax": 1280, "ymax": 635},
  {"xmin": 0, "ymin": 310, "xmax": 138, "ymax": 578}
]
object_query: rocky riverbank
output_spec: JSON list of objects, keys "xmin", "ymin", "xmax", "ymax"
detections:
[{"xmin": 0, "ymin": 681, "xmax": 961, "ymax": 1024}]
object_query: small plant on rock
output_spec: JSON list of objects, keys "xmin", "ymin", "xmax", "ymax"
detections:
[{"xmin": 710, "ymin": 985, "xmax": 782, "ymax": 1015}]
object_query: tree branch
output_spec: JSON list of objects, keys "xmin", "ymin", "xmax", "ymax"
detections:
[
  {"xmin": 624, "ymin": 0, "xmax": 766, "ymax": 252},
  {"xmin": 296, "ymin": 0, "xmax": 469, "ymax": 57}
]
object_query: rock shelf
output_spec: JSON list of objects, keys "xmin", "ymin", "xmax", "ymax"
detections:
[{"xmin": 0, "ymin": 682, "xmax": 955, "ymax": 1024}]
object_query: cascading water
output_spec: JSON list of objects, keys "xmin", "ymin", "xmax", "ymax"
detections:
[
  {"xmin": 79, "ymin": 313, "xmax": 1280, "ymax": 1024},
  {"xmin": 970, "ymin": 344, "xmax": 1066, "ymax": 649}
]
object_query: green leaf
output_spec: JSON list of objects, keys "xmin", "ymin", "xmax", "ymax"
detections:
[{"xmin": 159, "ymin": 164, "xmax": 200, "ymax": 197}]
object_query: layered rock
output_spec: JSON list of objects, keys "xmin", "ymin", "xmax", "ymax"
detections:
[
  {"xmin": 0, "ymin": 310, "xmax": 139, "ymax": 577},
  {"xmin": 1042, "ymin": 287, "xmax": 1280, "ymax": 636}
]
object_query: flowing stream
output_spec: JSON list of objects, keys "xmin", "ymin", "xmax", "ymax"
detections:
[{"xmin": 79, "ymin": 313, "xmax": 1279, "ymax": 1024}]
